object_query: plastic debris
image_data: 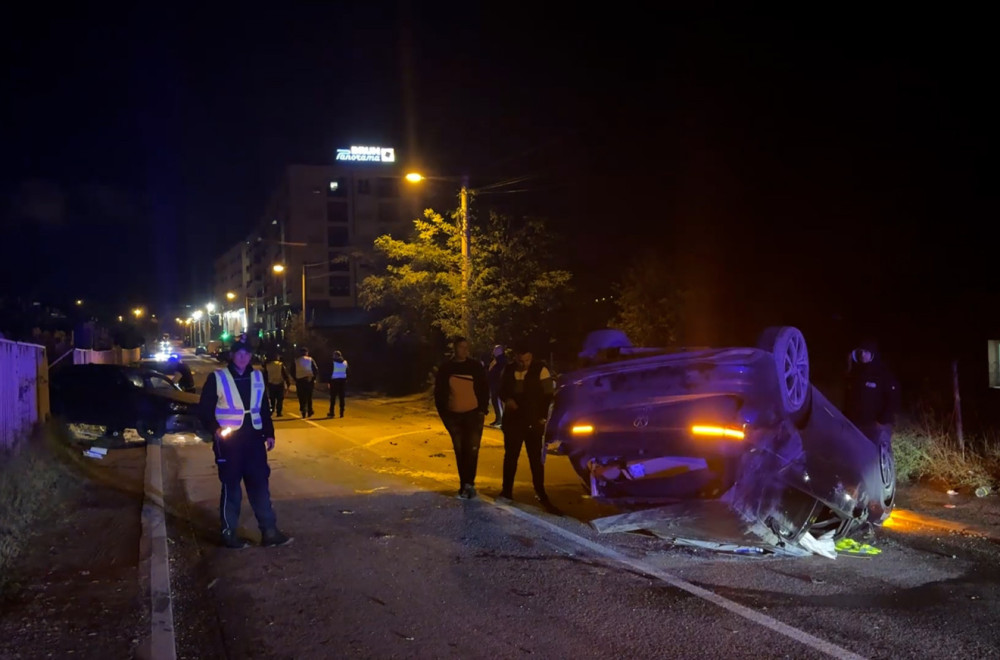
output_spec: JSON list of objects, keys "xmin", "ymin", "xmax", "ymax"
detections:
[
  {"xmin": 834, "ymin": 538, "xmax": 882, "ymax": 556},
  {"xmin": 975, "ymin": 486, "xmax": 991, "ymax": 498},
  {"xmin": 947, "ymin": 489, "xmax": 958, "ymax": 495},
  {"xmin": 799, "ymin": 530, "xmax": 837, "ymax": 559}
]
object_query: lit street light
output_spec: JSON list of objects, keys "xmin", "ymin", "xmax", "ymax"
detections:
[
  {"xmin": 133, "ymin": 307, "xmax": 143, "ymax": 318},
  {"xmin": 274, "ymin": 261, "xmax": 326, "ymax": 338},
  {"xmin": 405, "ymin": 172, "xmax": 472, "ymax": 338}
]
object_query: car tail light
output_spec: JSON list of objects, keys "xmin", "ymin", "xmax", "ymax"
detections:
[
  {"xmin": 570, "ymin": 424, "xmax": 594, "ymax": 435},
  {"xmin": 690, "ymin": 424, "xmax": 745, "ymax": 440}
]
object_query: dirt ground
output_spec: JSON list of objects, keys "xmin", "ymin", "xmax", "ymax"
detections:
[{"xmin": 0, "ymin": 443, "xmax": 148, "ymax": 660}]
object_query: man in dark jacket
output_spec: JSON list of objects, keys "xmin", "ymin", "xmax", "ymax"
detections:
[
  {"xmin": 198, "ymin": 340, "xmax": 293, "ymax": 549},
  {"xmin": 434, "ymin": 336, "xmax": 490, "ymax": 499},
  {"xmin": 497, "ymin": 345, "xmax": 554, "ymax": 504},
  {"xmin": 486, "ymin": 344, "xmax": 506, "ymax": 427},
  {"xmin": 844, "ymin": 338, "xmax": 900, "ymax": 446}
]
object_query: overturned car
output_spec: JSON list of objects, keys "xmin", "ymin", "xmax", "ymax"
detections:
[{"xmin": 544, "ymin": 327, "xmax": 896, "ymax": 555}]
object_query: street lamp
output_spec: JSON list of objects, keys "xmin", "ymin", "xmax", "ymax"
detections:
[
  {"xmin": 133, "ymin": 307, "xmax": 143, "ymax": 318},
  {"xmin": 274, "ymin": 261, "xmax": 327, "ymax": 338},
  {"xmin": 405, "ymin": 172, "xmax": 472, "ymax": 338}
]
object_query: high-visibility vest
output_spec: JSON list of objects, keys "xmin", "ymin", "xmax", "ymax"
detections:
[
  {"xmin": 265, "ymin": 361, "xmax": 285, "ymax": 384},
  {"xmin": 331, "ymin": 360, "xmax": 348, "ymax": 379},
  {"xmin": 214, "ymin": 368, "xmax": 265, "ymax": 431},
  {"xmin": 295, "ymin": 356, "xmax": 315, "ymax": 379}
]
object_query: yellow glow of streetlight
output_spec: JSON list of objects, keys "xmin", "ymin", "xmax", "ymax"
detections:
[
  {"xmin": 133, "ymin": 308, "xmax": 143, "ymax": 318},
  {"xmin": 226, "ymin": 291, "xmax": 236, "ymax": 301},
  {"xmin": 75, "ymin": 299, "xmax": 83, "ymax": 306},
  {"xmin": 404, "ymin": 172, "xmax": 424, "ymax": 183},
  {"xmin": 192, "ymin": 310, "xmax": 203, "ymax": 320},
  {"xmin": 273, "ymin": 264, "xmax": 286, "ymax": 273}
]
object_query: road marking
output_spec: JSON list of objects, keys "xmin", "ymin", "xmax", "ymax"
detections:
[
  {"xmin": 142, "ymin": 441, "xmax": 177, "ymax": 660},
  {"xmin": 490, "ymin": 498, "xmax": 867, "ymax": 660}
]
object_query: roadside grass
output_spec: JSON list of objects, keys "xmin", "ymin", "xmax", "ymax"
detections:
[
  {"xmin": 893, "ymin": 418, "xmax": 998, "ymax": 493},
  {"xmin": 0, "ymin": 422, "xmax": 84, "ymax": 590}
]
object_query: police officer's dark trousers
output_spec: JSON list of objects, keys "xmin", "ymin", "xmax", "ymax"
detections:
[
  {"xmin": 329, "ymin": 379, "xmax": 346, "ymax": 416},
  {"xmin": 213, "ymin": 424, "xmax": 276, "ymax": 533},
  {"xmin": 296, "ymin": 378, "xmax": 314, "ymax": 416},
  {"xmin": 267, "ymin": 383, "xmax": 285, "ymax": 416}
]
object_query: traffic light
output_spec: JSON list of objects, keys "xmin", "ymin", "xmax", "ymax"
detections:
[{"xmin": 220, "ymin": 331, "xmax": 231, "ymax": 342}]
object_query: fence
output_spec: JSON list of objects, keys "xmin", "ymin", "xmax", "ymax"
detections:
[
  {"xmin": 0, "ymin": 339, "xmax": 49, "ymax": 451},
  {"xmin": 73, "ymin": 347, "xmax": 141, "ymax": 365}
]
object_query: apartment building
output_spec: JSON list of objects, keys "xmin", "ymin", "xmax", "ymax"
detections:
[{"xmin": 214, "ymin": 156, "xmax": 423, "ymax": 337}]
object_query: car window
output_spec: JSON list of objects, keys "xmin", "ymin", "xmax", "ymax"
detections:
[
  {"xmin": 126, "ymin": 373, "xmax": 144, "ymax": 388},
  {"xmin": 147, "ymin": 374, "xmax": 181, "ymax": 391}
]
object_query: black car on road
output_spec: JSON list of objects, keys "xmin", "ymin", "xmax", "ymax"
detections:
[{"xmin": 49, "ymin": 364, "xmax": 207, "ymax": 440}]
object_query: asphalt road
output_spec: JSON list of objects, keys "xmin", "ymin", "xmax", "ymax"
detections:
[{"xmin": 157, "ymin": 365, "xmax": 1000, "ymax": 660}]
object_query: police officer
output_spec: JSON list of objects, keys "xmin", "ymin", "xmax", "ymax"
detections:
[
  {"xmin": 198, "ymin": 339, "xmax": 292, "ymax": 549},
  {"xmin": 293, "ymin": 346, "xmax": 319, "ymax": 418},
  {"xmin": 327, "ymin": 349, "xmax": 349, "ymax": 418},
  {"xmin": 264, "ymin": 352, "xmax": 292, "ymax": 416}
]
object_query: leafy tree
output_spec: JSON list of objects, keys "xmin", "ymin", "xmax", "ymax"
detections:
[
  {"xmin": 359, "ymin": 208, "xmax": 572, "ymax": 352},
  {"xmin": 611, "ymin": 251, "xmax": 690, "ymax": 347}
]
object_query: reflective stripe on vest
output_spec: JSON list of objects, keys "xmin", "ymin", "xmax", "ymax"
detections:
[
  {"xmin": 331, "ymin": 361, "xmax": 347, "ymax": 379},
  {"xmin": 214, "ymin": 368, "xmax": 265, "ymax": 430}
]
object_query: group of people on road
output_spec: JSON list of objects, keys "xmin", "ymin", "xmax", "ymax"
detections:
[
  {"xmin": 434, "ymin": 336, "xmax": 554, "ymax": 505},
  {"xmin": 262, "ymin": 347, "xmax": 349, "ymax": 419}
]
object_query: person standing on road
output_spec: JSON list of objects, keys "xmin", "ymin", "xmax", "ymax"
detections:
[
  {"xmin": 197, "ymin": 339, "xmax": 293, "ymax": 549},
  {"xmin": 487, "ymin": 344, "xmax": 507, "ymax": 428},
  {"xmin": 498, "ymin": 345, "xmax": 554, "ymax": 504},
  {"xmin": 434, "ymin": 336, "xmax": 490, "ymax": 500},
  {"xmin": 264, "ymin": 352, "xmax": 292, "ymax": 417},
  {"xmin": 327, "ymin": 350, "xmax": 349, "ymax": 418},
  {"xmin": 844, "ymin": 338, "xmax": 900, "ymax": 446},
  {"xmin": 293, "ymin": 346, "xmax": 319, "ymax": 418}
]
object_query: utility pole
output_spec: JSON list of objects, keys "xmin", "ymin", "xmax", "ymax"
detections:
[{"xmin": 459, "ymin": 175, "xmax": 471, "ymax": 339}]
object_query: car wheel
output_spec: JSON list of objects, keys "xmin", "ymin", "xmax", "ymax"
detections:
[
  {"xmin": 878, "ymin": 440, "xmax": 896, "ymax": 509},
  {"xmin": 757, "ymin": 326, "xmax": 811, "ymax": 425}
]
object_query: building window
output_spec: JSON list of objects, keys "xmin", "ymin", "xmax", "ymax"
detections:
[
  {"xmin": 377, "ymin": 202, "xmax": 398, "ymax": 223},
  {"xmin": 328, "ymin": 178, "xmax": 347, "ymax": 197},
  {"xmin": 989, "ymin": 340, "xmax": 1000, "ymax": 388},
  {"xmin": 329, "ymin": 275, "xmax": 351, "ymax": 297},
  {"xmin": 376, "ymin": 177, "xmax": 399, "ymax": 198},
  {"xmin": 357, "ymin": 179, "xmax": 371, "ymax": 195},
  {"xmin": 328, "ymin": 226, "xmax": 349, "ymax": 247},
  {"xmin": 327, "ymin": 200, "xmax": 348, "ymax": 224}
]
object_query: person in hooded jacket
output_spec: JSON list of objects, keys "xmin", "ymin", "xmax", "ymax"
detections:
[{"xmin": 844, "ymin": 338, "xmax": 900, "ymax": 446}]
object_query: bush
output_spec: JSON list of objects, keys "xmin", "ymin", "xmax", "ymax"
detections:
[
  {"xmin": 892, "ymin": 417, "xmax": 997, "ymax": 491},
  {"xmin": 0, "ymin": 422, "xmax": 79, "ymax": 589}
]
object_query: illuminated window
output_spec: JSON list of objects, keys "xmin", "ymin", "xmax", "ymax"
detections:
[
  {"xmin": 328, "ymin": 178, "xmax": 347, "ymax": 197},
  {"xmin": 329, "ymin": 275, "xmax": 351, "ymax": 297},
  {"xmin": 989, "ymin": 340, "xmax": 1000, "ymax": 389}
]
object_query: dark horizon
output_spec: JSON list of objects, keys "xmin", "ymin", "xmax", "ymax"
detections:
[{"xmin": 2, "ymin": 6, "xmax": 996, "ymax": 346}]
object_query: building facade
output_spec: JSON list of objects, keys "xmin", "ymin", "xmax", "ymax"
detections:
[{"xmin": 214, "ymin": 160, "xmax": 424, "ymax": 339}]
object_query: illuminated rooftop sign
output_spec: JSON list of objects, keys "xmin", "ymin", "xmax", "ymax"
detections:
[{"xmin": 335, "ymin": 146, "xmax": 396, "ymax": 163}]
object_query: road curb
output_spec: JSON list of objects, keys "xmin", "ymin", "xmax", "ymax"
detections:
[{"xmin": 141, "ymin": 440, "xmax": 177, "ymax": 660}]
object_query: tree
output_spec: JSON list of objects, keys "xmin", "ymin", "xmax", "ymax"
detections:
[
  {"xmin": 611, "ymin": 251, "xmax": 690, "ymax": 347},
  {"xmin": 359, "ymin": 208, "xmax": 572, "ymax": 352}
]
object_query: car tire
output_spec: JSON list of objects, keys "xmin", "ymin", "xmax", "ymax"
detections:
[
  {"xmin": 878, "ymin": 439, "xmax": 896, "ymax": 509},
  {"xmin": 757, "ymin": 326, "xmax": 811, "ymax": 425}
]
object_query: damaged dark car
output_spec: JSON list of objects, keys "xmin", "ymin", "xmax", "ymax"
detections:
[{"xmin": 544, "ymin": 327, "xmax": 896, "ymax": 556}]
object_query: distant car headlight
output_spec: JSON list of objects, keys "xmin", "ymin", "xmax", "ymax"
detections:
[{"xmin": 169, "ymin": 402, "xmax": 188, "ymax": 413}]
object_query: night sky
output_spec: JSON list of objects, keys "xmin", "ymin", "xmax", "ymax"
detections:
[{"xmin": 3, "ymin": 5, "xmax": 996, "ymax": 347}]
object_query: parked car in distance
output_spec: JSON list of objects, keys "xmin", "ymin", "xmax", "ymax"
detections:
[{"xmin": 49, "ymin": 364, "xmax": 207, "ymax": 441}]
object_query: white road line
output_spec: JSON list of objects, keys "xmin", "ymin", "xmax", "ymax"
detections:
[
  {"xmin": 490, "ymin": 498, "xmax": 867, "ymax": 660},
  {"xmin": 143, "ymin": 441, "xmax": 177, "ymax": 660}
]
